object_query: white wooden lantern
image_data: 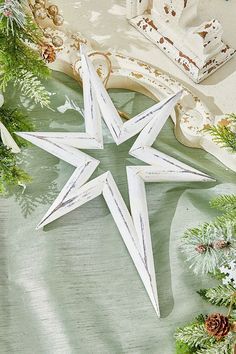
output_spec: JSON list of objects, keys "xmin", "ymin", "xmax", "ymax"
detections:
[{"xmin": 126, "ymin": 0, "xmax": 235, "ymax": 83}]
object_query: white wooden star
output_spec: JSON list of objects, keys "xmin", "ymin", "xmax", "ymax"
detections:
[{"xmin": 17, "ymin": 45, "xmax": 214, "ymax": 317}]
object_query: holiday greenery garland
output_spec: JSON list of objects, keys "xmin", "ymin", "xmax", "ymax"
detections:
[
  {"xmin": 175, "ymin": 195, "xmax": 236, "ymax": 353},
  {"xmin": 0, "ymin": 0, "xmax": 51, "ymax": 107},
  {"xmin": 0, "ymin": 0, "xmax": 54, "ymax": 193}
]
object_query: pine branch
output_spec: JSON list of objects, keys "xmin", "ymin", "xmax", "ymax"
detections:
[
  {"xmin": 210, "ymin": 195, "xmax": 236, "ymax": 213},
  {"xmin": 175, "ymin": 323, "xmax": 216, "ymax": 348},
  {"xmin": 0, "ymin": 105, "xmax": 33, "ymax": 146},
  {"xmin": 0, "ymin": 144, "xmax": 31, "ymax": 194},
  {"xmin": 0, "ymin": 0, "xmax": 26, "ymax": 35},
  {"xmin": 0, "ymin": 101, "xmax": 33, "ymax": 193},
  {"xmin": 197, "ymin": 284, "xmax": 236, "ymax": 308},
  {"xmin": 180, "ymin": 221, "xmax": 236, "ymax": 275},
  {"xmin": 214, "ymin": 211, "xmax": 236, "ymax": 226},
  {"xmin": 176, "ymin": 340, "xmax": 196, "ymax": 354},
  {"xmin": 204, "ymin": 125, "xmax": 236, "ymax": 152},
  {"xmin": 0, "ymin": 1, "xmax": 51, "ymax": 106},
  {"xmin": 228, "ymin": 113, "xmax": 236, "ymax": 124},
  {"xmin": 196, "ymin": 333, "xmax": 236, "ymax": 354}
]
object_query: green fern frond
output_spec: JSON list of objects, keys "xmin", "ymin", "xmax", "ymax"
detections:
[
  {"xmin": 204, "ymin": 125, "xmax": 236, "ymax": 152},
  {"xmin": 15, "ymin": 71, "xmax": 50, "ymax": 108},
  {"xmin": 197, "ymin": 284, "xmax": 236, "ymax": 307},
  {"xmin": 210, "ymin": 195, "xmax": 236, "ymax": 213}
]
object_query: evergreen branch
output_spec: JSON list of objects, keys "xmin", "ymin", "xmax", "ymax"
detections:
[
  {"xmin": 15, "ymin": 70, "xmax": 50, "ymax": 108},
  {"xmin": 0, "ymin": 1, "xmax": 51, "ymax": 106},
  {"xmin": 204, "ymin": 125, "xmax": 236, "ymax": 152},
  {"xmin": 214, "ymin": 210, "xmax": 236, "ymax": 227},
  {"xmin": 176, "ymin": 340, "xmax": 196, "ymax": 354},
  {"xmin": 0, "ymin": 144, "xmax": 31, "ymax": 194},
  {"xmin": 0, "ymin": 0, "xmax": 26, "ymax": 35},
  {"xmin": 180, "ymin": 221, "xmax": 236, "ymax": 275},
  {"xmin": 196, "ymin": 332, "xmax": 236, "ymax": 354},
  {"xmin": 228, "ymin": 113, "xmax": 236, "ymax": 124},
  {"xmin": 0, "ymin": 102, "xmax": 33, "ymax": 194},
  {"xmin": 197, "ymin": 284, "xmax": 236, "ymax": 308},
  {"xmin": 210, "ymin": 195, "xmax": 236, "ymax": 213},
  {"xmin": 175, "ymin": 323, "xmax": 216, "ymax": 348},
  {"xmin": 0, "ymin": 105, "xmax": 33, "ymax": 146}
]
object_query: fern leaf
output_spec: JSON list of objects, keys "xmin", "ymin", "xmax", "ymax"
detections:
[{"xmin": 15, "ymin": 71, "xmax": 50, "ymax": 108}]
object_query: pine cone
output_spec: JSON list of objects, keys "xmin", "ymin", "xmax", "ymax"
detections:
[
  {"xmin": 205, "ymin": 313, "xmax": 230, "ymax": 340},
  {"xmin": 195, "ymin": 244, "xmax": 208, "ymax": 254},
  {"xmin": 41, "ymin": 45, "xmax": 56, "ymax": 63},
  {"xmin": 213, "ymin": 240, "xmax": 229, "ymax": 250}
]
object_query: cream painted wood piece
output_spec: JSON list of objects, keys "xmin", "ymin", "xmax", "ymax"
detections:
[
  {"xmin": 17, "ymin": 47, "xmax": 213, "ymax": 317},
  {"xmin": 126, "ymin": 0, "xmax": 235, "ymax": 83},
  {"xmin": 28, "ymin": 5, "xmax": 236, "ymax": 172}
]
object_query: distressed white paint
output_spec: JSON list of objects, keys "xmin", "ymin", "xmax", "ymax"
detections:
[
  {"xmin": 127, "ymin": 0, "xmax": 235, "ymax": 83},
  {"xmin": 26, "ymin": 5, "xmax": 236, "ymax": 172},
  {"xmin": 17, "ymin": 48, "xmax": 214, "ymax": 317}
]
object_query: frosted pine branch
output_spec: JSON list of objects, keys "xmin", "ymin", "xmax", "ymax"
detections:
[
  {"xmin": 196, "ymin": 332, "xmax": 236, "ymax": 354},
  {"xmin": 175, "ymin": 323, "xmax": 216, "ymax": 348},
  {"xmin": 198, "ymin": 284, "xmax": 236, "ymax": 307},
  {"xmin": 180, "ymin": 221, "xmax": 236, "ymax": 275}
]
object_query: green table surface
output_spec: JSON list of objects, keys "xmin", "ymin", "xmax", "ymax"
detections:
[{"xmin": 1, "ymin": 72, "xmax": 235, "ymax": 354}]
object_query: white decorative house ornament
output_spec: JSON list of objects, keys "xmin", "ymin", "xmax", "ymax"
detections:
[
  {"xmin": 126, "ymin": 0, "xmax": 235, "ymax": 83},
  {"xmin": 18, "ymin": 46, "xmax": 214, "ymax": 316}
]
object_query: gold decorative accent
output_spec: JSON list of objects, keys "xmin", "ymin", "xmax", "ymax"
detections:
[
  {"xmin": 28, "ymin": 0, "xmax": 64, "ymax": 27},
  {"xmin": 131, "ymin": 72, "xmax": 143, "ymax": 79},
  {"xmin": 218, "ymin": 118, "xmax": 231, "ymax": 127}
]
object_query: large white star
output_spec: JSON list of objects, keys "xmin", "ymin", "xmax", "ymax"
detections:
[{"xmin": 17, "ymin": 45, "xmax": 214, "ymax": 317}]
